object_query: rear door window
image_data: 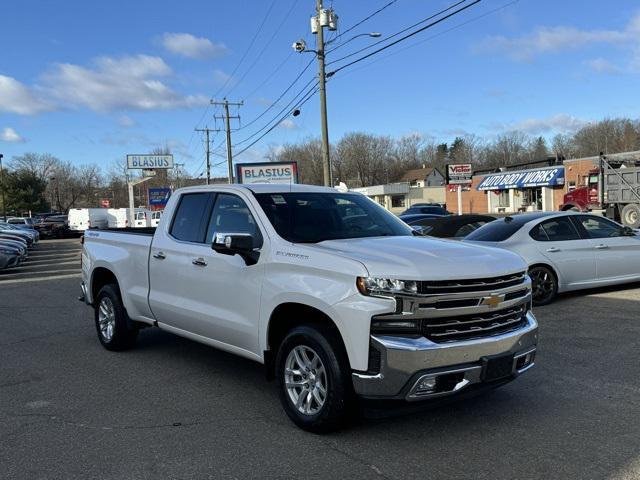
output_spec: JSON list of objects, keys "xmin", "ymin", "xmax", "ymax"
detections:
[
  {"xmin": 465, "ymin": 220, "xmax": 523, "ymax": 242},
  {"xmin": 530, "ymin": 217, "xmax": 581, "ymax": 242},
  {"xmin": 170, "ymin": 193, "xmax": 214, "ymax": 243}
]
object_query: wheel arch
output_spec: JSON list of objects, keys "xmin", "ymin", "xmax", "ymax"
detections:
[
  {"xmin": 264, "ymin": 302, "xmax": 348, "ymax": 380},
  {"xmin": 528, "ymin": 262, "xmax": 561, "ymax": 290},
  {"xmin": 90, "ymin": 267, "xmax": 120, "ymax": 304}
]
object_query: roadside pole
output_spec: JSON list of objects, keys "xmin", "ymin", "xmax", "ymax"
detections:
[
  {"xmin": 212, "ymin": 99, "xmax": 243, "ymax": 184},
  {"xmin": 457, "ymin": 184, "xmax": 463, "ymax": 215},
  {"xmin": 316, "ymin": 0, "xmax": 332, "ymax": 187},
  {"xmin": 127, "ymin": 176, "xmax": 153, "ymax": 226},
  {"xmin": 0, "ymin": 154, "xmax": 6, "ymax": 221}
]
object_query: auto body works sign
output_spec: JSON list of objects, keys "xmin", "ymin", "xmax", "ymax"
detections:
[
  {"xmin": 236, "ymin": 161, "xmax": 298, "ymax": 184},
  {"xmin": 477, "ymin": 167, "xmax": 565, "ymax": 191},
  {"xmin": 447, "ymin": 164, "xmax": 473, "ymax": 184},
  {"xmin": 127, "ymin": 154, "xmax": 174, "ymax": 169}
]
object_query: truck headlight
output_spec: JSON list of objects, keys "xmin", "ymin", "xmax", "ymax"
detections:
[{"xmin": 357, "ymin": 277, "xmax": 418, "ymax": 296}]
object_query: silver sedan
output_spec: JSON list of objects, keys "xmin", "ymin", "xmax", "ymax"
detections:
[{"xmin": 464, "ymin": 212, "xmax": 640, "ymax": 305}]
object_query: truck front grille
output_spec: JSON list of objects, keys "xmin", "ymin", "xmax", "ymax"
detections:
[
  {"xmin": 421, "ymin": 304, "xmax": 527, "ymax": 343},
  {"xmin": 418, "ymin": 272, "xmax": 526, "ymax": 295}
]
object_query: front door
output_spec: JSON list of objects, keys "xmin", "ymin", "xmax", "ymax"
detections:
[
  {"xmin": 148, "ymin": 190, "xmax": 265, "ymax": 356},
  {"xmin": 530, "ymin": 216, "xmax": 597, "ymax": 287}
]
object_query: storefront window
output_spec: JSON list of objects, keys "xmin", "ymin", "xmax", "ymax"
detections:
[
  {"xmin": 498, "ymin": 190, "xmax": 510, "ymax": 207},
  {"xmin": 523, "ymin": 187, "xmax": 543, "ymax": 210},
  {"xmin": 391, "ymin": 195, "xmax": 406, "ymax": 208}
]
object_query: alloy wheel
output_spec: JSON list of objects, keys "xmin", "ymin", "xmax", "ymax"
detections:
[
  {"xmin": 98, "ymin": 297, "xmax": 116, "ymax": 342},
  {"xmin": 529, "ymin": 267, "xmax": 555, "ymax": 304},
  {"xmin": 284, "ymin": 345, "xmax": 327, "ymax": 415}
]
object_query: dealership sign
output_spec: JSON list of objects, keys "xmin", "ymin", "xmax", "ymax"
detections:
[
  {"xmin": 148, "ymin": 187, "xmax": 171, "ymax": 207},
  {"xmin": 477, "ymin": 167, "xmax": 565, "ymax": 191},
  {"xmin": 127, "ymin": 154, "xmax": 174, "ymax": 169},
  {"xmin": 447, "ymin": 164, "xmax": 473, "ymax": 184},
  {"xmin": 236, "ymin": 161, "xmax": 298, "ymax": 184}
]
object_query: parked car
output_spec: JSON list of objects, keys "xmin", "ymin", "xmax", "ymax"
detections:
[
  {"xmin": 0, "ymin": 239, "xmax": 27, "ymax": 261},
  {"xmin": 464, "ymin": 212, "xmax": 640, "ymax": 305},
  {"xmin": 36, "ymin": 215, "xmax": 71, "ymax": 239},
  {"xmin": 0, "ymin": 247, "xmax": 21, "ymax": 270},
  {"xmin": 403, "ymin": 214, "xmax": 496, "ymax": 239},
  {"xmin": 0, "ymin": 223, "xmax": 37, "ymax": 246},
  {"xmin": 399, "ymin": 205, "xmax": 450, "ymax": 216},
  {"xmin": 81, "ymin": 184, "xmax": 538, "ymax": 432},
  {"xmin": 7, "ymin": 217, "xmax": 37, "ymax": 228},
  {"xmin": 68, "ymin": 208, "xmax": 109, "ymax": 231}
]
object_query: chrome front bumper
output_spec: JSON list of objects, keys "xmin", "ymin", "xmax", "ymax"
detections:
[{"xmin": 352, "ymin": 311, "xmax": 538, "ymax": 401}]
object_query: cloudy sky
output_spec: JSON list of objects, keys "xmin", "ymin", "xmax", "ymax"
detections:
[{"xmin": 1, "ymin": 0, "xmax": 639, "ymax": 177}]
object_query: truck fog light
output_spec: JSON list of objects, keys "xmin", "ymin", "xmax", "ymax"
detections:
[{"xmin": 415, "ymin": 375, "xmax": 437, "ymax": 394}]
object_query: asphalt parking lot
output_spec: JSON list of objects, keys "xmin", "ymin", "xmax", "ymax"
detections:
[{"xmin": 1, "ymin": 238, "xmax": 639, "ymax": 479}]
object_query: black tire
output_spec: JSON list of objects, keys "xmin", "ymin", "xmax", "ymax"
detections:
[
  {"xmin": 275, "ymin": 325, "xmax": 353, "ymax": 433},
  {"xmin": 621, "ymin": 204, "xmax": 640, "ymax": 228},
  {"xmin": 529, "ymin": 265, "xmax": 558, "ymax": 306},
  {"xmin": 94, "ymin": 284, "xmax": 138, "ymax": 351}
]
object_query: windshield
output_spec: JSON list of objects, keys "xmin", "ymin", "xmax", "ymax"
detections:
[{"xmin": 255, "ymin": 192, "xmax": 413, "ymax": 243}]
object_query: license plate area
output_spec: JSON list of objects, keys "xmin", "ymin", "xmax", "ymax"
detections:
[{"xmin": 481, "ymin": 352, "xmax": 515, "ymax": 381}]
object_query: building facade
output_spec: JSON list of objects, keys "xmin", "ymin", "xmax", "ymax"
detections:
[
  {"xmin": 352, "ymin": 183, "xmax": 446, "ymax": 214},
  {"xmin": 445, "ymin": 156, "xmax": 600, "ymax": 214}
]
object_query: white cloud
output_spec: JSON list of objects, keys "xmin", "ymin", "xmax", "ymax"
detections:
[
  {"xmin": 475, "ymin": 12, "xmax": 640, "ymax": 66},
  {"xmin": 0, "ymin": 75, "xmax": 53, "ymax": 115},
  {"xmin": 585, "ymin": 57, "xmax": 621, "ymax": 74},
  {"xmin": 0, "ymin": 127, "xmax": 25, "ymax": 143},
  {"xmin": 212, "ymin": 69, "xmax": 232, "ymax": 85},
  {"xmin": 118, "ymin": 115, "xmax": 136, "ymax": 127},
  {"xmin": 162, "ymin": 33, "xmax": 228, "ymax": 60},
  {"xmin": 279, "ymin": 119, "xmax": 297, "ymax": 130},
  {"xmin": 41, "ymin": 54, "xmax": 208, "ymax": 112},
  {"xmin": 508, "ymin": 114, "xmax": 588, "ymax": 135}
]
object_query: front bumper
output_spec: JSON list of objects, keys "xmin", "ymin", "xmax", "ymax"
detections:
[{"xmin": 352, "ymin": 311, "xmax": 538, "ymax": 401}]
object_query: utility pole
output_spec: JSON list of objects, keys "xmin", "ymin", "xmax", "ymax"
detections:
[
  {"xmin": 315, "ymin": 0, "xmax": 333, "ymax": 187},
  {"xmin": 212, "ymin": 98, "xmax": 243, "ymax": 184},
  {"xmin": 174, "ymin": 163, "xmax": 185, "ymax": 189},
  {"xmin": 194, "ymin": 127, "xmax": 213, "ymax": 185},
  {"xmin": 0, "ymin": 154, "xmax": 6, "ymax": 221}
]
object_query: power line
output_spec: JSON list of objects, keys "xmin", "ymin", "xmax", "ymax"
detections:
[
  {"xmin": 242, "ymin": 50, "xmax": 295, "ymax": 102},
  {"xmin": 327, "ymin": 0, "xmax": 469, "ymax": 66},
  {"xmin": 233, "ymin": 78, "xmax": 318, "ymax": 147},
  {"xmin": 233, "ymin": 86, "xmax": 320, "ymax": 158},
  {"xmin": 338, "ymin": 0, "xmax": 519, "ymax": 78},
  {"xmin": 226, "ymin": 0, "xmax": 301, "ymax": 99},
  {"xmin": 327, "ymin": 0, "xmax": 399, "ymax": 51},
  {"xmin": 328, "ymin": 0, "xmax": 481, "ymax": 75},
  {"xmin": 213, "ymin": 0, "xmax": 278, "ymax": 99},
  {"xmin": 237, "ymin": 58, "xmax": 315, "ymax": 131}
]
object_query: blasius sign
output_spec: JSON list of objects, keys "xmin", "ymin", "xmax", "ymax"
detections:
[
  {"xmin": 477, "ymin": 167, "xmax": 565, "ymax": 191},
  {"xmin": 236, "ymin": 162, "xmax": 298, "ymax": 184},
  {"xmin": 127, "ymin": 154, "xmax": 174, "ymax": 169}
]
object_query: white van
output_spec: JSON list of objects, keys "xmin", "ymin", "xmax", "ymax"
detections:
[
  {"xmin": 150, "ymin": 210, "xmax": 163, "ymax": 227},
  {"xmin": 106, "ymin": 208, "xmax": 129, "ymax": 229},
  {"xmin": 68, "ymin": 208, "xmax": 108, "ymax": 231},
  {"xmin": 133, "ymin": 210, "xmax": 151, "ymax": 228}
]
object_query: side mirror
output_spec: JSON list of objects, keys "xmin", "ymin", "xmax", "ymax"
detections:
[
  {"xmin": 212, "ymin": 232, "xmax": 260, "ymax": 265},
  {"xmin": 621, "ymin": 226, "xmax": 636, "ymax": 236}
]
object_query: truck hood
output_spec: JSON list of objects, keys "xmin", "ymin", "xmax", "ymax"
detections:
[{"xmin": 311, "ymin": 235, "xmax": 526, "ymax": 280}]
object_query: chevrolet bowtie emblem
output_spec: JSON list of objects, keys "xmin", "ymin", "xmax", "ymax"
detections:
[{"xmin": 481, "ymin": 294, "xmax": 504, "ymax": 308}]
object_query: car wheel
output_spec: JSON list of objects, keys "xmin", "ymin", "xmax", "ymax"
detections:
[
  {"xmin": 529, "ymin": 265, "xmax": 557, "ymax": 306},
  {"xmin": 94, "ymin": 284, "xmax": 138, "ymax": 351},
  {"xmin": 275, "ymin": 325, "xmax": 353, "ymax": 433},
  {"xmin": 621, "ymin": 204, "xmax": 640, "ymax": 228}
]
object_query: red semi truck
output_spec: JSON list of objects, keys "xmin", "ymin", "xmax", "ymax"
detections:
[{"xmin": 560, "ymin": 153, "xmax": 640, "ymax": 228}]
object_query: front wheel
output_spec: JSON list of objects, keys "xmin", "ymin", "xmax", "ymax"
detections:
[
  {"xmin": 94, "ymin": 284, "xmax": 138, "ymax": 351},
  {"xmin": 275, "ymin": 325, "xmax": 353, "ymax": 433},
  {"xmin": 529, "ymin": 265, "xmax": 557, "ymax": 306}
]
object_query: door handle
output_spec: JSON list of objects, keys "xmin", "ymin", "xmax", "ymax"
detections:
[
  {"xmin": 192, "ymin": 257, "xmax": 208, "ymax": 266},
  {"xmin": 595, "ymin": 244, "xmax": 609, "ymax": 249},
  {"xmin": 546, "ymin": 247, "xmax": 560, "ymax": 253},
  {"xmin": 153, "ymin": 251, "xmax": 166, "ymax": 260}
]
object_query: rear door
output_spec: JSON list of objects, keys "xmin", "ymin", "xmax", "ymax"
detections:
[
  {"xmin": 530, "ymin": 217, "xmax": 597, "ymax": 287},
  {"xmin": 571, "ymin": 215, "xmax": 640, "ymax": 280}
]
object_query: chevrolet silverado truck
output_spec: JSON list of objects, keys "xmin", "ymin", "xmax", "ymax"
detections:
[{"xmin": 80, "ymin": 184, "xmax": 538, "ymax": 432}]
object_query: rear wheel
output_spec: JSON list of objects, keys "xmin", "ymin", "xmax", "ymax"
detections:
[
  {"xmin": 94, "ymin": 284, "xmax": 138, "ymax": 351},
  {"xmin": 275, "ymin": 325, "xmax": 353, "ymax": 433},
  {"xmin": 529, "ymin": 265, "xmax": 557, "ymax": 306},
  {"xmin": 621, "ymin": 204, "xmax": 640, "ymax": 228}
]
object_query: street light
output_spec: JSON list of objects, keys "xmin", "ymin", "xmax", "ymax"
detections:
[{"xmin": 326, "ymin": 32, "xmax": 382, "ymax": 47}]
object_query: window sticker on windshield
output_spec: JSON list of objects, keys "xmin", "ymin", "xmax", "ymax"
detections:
[{"xmin": 271, "ymin": 195, "xmax": 286, "ymax": 204}]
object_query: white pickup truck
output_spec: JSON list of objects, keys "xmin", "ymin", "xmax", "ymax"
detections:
[{"xmin": 80, "ymin": 184, "xmax": 538, "ymax": 432}]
